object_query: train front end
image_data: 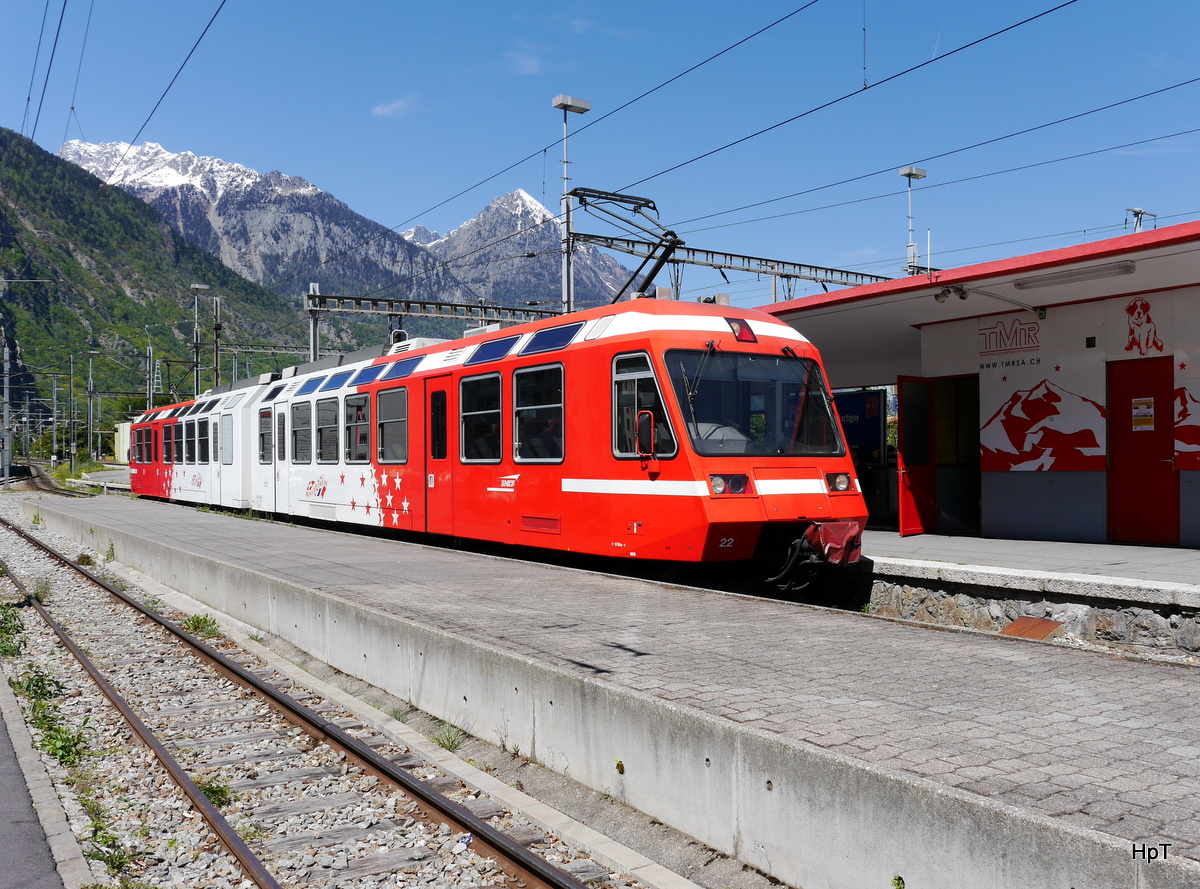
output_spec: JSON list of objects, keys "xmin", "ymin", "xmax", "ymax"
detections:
[{"xmin": 652, "ymin": 313, "xmax": 867, "ymax": 586}]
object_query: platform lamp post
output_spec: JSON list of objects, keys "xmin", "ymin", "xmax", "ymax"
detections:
[
  {"xmin": 552, "ymin": 95, "xmax": 590, "ymax": 315},
  {"xmin": 900, "ymin": 166, "xmax": 926, "ymax": 276},
  {"xmin": 190, "ymin": 283, "xmax": 210, "ymax": 395}
]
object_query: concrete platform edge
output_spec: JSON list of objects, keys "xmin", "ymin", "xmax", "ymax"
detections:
[
  {"xmin": 0, "ymin": 651, "xmax": 95, "ymax": 889},
  {"xmin": 26, "ymin": 498, "xmax": 1200, "ymax": 889}
]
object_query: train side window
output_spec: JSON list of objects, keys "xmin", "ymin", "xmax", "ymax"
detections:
[
  {"xmin": 514, "ymin": 365, "xmax": 563, "ymax": 463},
  {"xmin": 198, "ymin": 419, "xmax": 210, "ymax": 463},
  {"xmin": 613, "ymin": 352, "xmax": 677, "ymax": 459},
  {"xmin": 276, "ymin": 413, "xmax": 286, "ymax": 463},
  {"xmin": 461, "ymin": 374, "xmax": 501, "ymax": 463},
  {"xmin": 291, "ymin": 403, "xmax": 312, "ymax": 463},
  {"xmin": 345, "ymin": 394, "xmax": 370, "ymax": 463},
  {"xmin": 134, "ymin": 428, "xmax": 143, "ymax": 464},
  {"xmin": 316, "ymin": 397, "xmax": 339, "ymax": 463},
  {"xmin": 258, "ymin": 409, "xmax": 273, "ymax": 464},
  {"xmin": 152, "ymin": 428, "xmax": 158, "ymax": 463},
  {"xmin": 185, "ymin": 420, "xmax": 196, "ymax": 464},
  {"xmin": 377, "ymin": 388, "xmax": 408, "ymax": 463},
  {"xmin": 164, "ymin": 424, "xmax": 175, "ymax": 464},
  {"xmin": 430, "ymin": 391, "xmax": 447, "ymax": 460},
  {"xmin": 220, "ymin": 414, "xmax": 234, "ymax": 466}
]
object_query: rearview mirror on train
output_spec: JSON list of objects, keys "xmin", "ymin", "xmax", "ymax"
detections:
[{"xmin": 636, "ymin": 410, "xmax": 655, "ymax": 457}]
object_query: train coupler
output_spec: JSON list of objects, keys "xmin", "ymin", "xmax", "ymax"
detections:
[{"xmin": 764, "ymin": 521, "xmax": 862, "ymax": 591}]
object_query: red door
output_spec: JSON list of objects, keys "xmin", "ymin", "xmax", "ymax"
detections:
[
  {"xmin": 1108, "ymin": 356, "xmax": 1179, "ymax": 544},
  {"xmin": 898, "ymin": 376, "xmax": 936, "ymax": 536},
  {"xmin": 425, "ymin": 375, "xmax": 454, "ymax": 536}
]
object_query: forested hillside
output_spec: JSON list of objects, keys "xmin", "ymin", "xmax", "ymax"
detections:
[{"xmin": 0, "ymin": 127, "xmax": 341, "ymax": 452}]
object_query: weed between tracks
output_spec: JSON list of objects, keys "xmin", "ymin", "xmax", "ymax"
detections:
[{"xmin": 193, "ymin": 776, "xmax": 235, "ymax": 808}]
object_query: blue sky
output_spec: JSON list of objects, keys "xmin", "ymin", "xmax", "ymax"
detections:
[{"xmin": 3, "ymin": 0, "xmax": 1199, "ymax": 306}]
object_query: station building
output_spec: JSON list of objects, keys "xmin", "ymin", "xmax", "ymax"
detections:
[{"xmin": 764, "ymin": 219, "xmax": 1200, "ymax": 547}]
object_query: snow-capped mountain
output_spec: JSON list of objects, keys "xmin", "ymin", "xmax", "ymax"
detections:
[
  {"xmin": 980, "ymin": 379, "xmax": 1107, "ymax": 471},
  {"xmin": 412, "ymin": 189, "xmax": 630, "ymax": 308},
  {"xmin": 59, "ymin": 140, "xmax": 476, "ymax": 303},
  {"xmin": 60, "ymin": 141, "xmax": 630, "ymax": 310}
]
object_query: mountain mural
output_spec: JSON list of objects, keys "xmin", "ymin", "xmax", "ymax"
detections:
[
  {"xmin": 980, "ymin": 379, "xmax": 1107, "ymax": 471},
  {"xmin": 59, "ymin": 142, "xmax": 631, "ymax": 310},
  {"xmin": 1176, "ymin": 386, "xmax": 1200, "ymax": 469}
]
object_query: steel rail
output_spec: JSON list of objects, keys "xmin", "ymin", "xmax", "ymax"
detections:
[
  {"xmin": 0, "ymin": 516, "xmax": 591, "ymax": 889},
  {"xmin": 2, "ymin": 560, "xmax": 284, "ymax": 889}
]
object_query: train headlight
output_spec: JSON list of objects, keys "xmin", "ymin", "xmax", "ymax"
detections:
[
  {"xmin": 826, "ymin": 472, "xmax": 852, "ymax": 492},
  {"xmin": 710, "ymin": 474, "xmax": 751, "ymax": 495}
]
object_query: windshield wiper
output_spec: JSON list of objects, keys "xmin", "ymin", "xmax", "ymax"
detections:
[{"xmin": 681, "ymin": 340, "xmax": 717, "ymax": 432}]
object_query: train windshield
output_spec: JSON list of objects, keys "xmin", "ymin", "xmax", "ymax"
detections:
[{"xmin": 665, "ymin": 349, "xmax": 846, "ymax": 457}]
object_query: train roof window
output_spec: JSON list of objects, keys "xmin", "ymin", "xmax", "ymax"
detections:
[
  {"xmin": 351, "ymin": 365, "xmax": 387, "ymax": 386},
  {"xmin": 295, "ymin": 376, "xmax": 326, "ymax": 396},
  {"xmin": 224, "ymin": 393, "xmax": 246, "ymax": 409},
  {"xmin": 465, "ymin": 335, "xmax": 520, "ymax": 367},
  {"xmin": 614, "ymin": 354, "xmax": 652, "ymax": 375},
  {"xmin": 319, "ymin": 370, "xmax": 354, "ymax": 391},
  {"xmin": 382, "ymin": 356, "xmax": 423, "ymax": 381},
  {"xmin": 263, "ymin": 384, "xmax": 286, "ymax": 402},
  {"xmin": 519, "ymin": 322, "xmax": 585, "ymax": 356}
]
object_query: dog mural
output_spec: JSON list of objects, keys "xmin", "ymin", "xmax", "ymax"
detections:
[{"xmin": 1125, "ymin": 296, "xmax": 1165, "ymax": 355}]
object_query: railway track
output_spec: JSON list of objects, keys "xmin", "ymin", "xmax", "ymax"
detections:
[
  {"xmin": 0, "ymin": 514, "xmax": 609, "ymax": 889},
  {"xmin": 24, "ymin": 463, "xmax": 91, "ymax": 497}
]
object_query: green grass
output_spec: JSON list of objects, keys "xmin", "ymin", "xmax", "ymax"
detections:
[
  {"xmin": 193, "ymin": 777, "xmax": 234, "ymax": 808},
  {"xmin": 9, "ymin": 663, "xmax": 66, "ymax": 700},
  {"xmin": 27, "ymin": 700, "xmax": 89, "ymax": 766},
  {"xmin": 0, "ymin": 604, "xmax": 25, "ymax": 656},
  {"xmin": 431, "ymin": 721, "xmax": 467, "ymax": 752},
  {"xmin": 180, "ymin": 613, "xmax": 222, "ymax": 639}
]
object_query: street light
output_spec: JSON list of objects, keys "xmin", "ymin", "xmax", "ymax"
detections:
[
  {"xmin": 900, "ymin": 166, "xmax": 926, "ymax": 276},
  {"xmin": 552, "ymin": 95, "xmax": 590, "ymax": 315}
]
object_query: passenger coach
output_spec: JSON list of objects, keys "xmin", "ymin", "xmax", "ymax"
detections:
[{"xmin": 130, "ymin": 299, "xmax": 866, "ymax": 584}]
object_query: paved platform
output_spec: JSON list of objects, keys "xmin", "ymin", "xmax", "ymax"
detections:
[
  {"xmin": 864, "ymin": 528, "xmax": 1200, "ymax": 590},
  {"xmin": 24, "ymin": 495, "xmax": 1200, "ymax": 889}
]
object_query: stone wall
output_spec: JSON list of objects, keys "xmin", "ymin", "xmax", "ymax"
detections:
[{"xmin": 869, "ymin": 576, "xmax": 1200, "ymax": 654}]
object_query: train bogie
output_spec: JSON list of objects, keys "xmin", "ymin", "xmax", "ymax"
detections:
[{"xmin": 130, "ymin": 300, "xmax": 867, "ymax": 584}]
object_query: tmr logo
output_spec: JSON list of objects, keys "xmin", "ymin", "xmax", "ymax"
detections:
[
  {"xmin": 306, "ymin": 476, "xmax": 328, "ymax": 498},
  {"xmin": 979, "ymin": 317, "xmax": 1041, "ymax": 356},
  {"xmin": 487, "ymin": 473, "xmax": 521, "ymax": 494}
]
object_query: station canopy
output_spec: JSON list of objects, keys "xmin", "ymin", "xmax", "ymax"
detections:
[{"xmin": 761, "ymin": 219, "xmax": 1200, "ymax": 389}]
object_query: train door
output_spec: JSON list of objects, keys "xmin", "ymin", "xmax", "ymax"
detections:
[
  {"xmin": 211, "ymin": 418, "xmax": 223, "ymax": 503},
  {"xmin": 1108, "ymin": 355, "xmax": 1179, "ymax": 544},
  {"xmin": 897, "ymin": 376, "xmax": 936, "ymax": 536},
  {"xmin": 256, "ymin": 407, "xmax": 277, "ymax": 513},
  {"xmin": 275, "ymin": 411, "xmax": 289, "ymax": 515},
  {"xmin": 424, "ymin": 375, "xmax": 454, "ymax": 535}
]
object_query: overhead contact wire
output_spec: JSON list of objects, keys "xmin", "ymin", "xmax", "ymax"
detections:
[{"xmin": 621, "ymin": 0, "xmax": 1082, "ymax": 191}]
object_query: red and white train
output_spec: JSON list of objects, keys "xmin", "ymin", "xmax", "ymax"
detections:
[{"xmin": 129, "ymin": 299, "xmax": 866, "ymax": 585}]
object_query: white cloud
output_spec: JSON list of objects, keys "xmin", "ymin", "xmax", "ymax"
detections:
[
  {"xmin": 372, "ymin": 95, "xmax": 416, "ymax": 118},
  {"xmin": 505, "ymin": 49, "xmax": 542, "ymax": 75}
]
